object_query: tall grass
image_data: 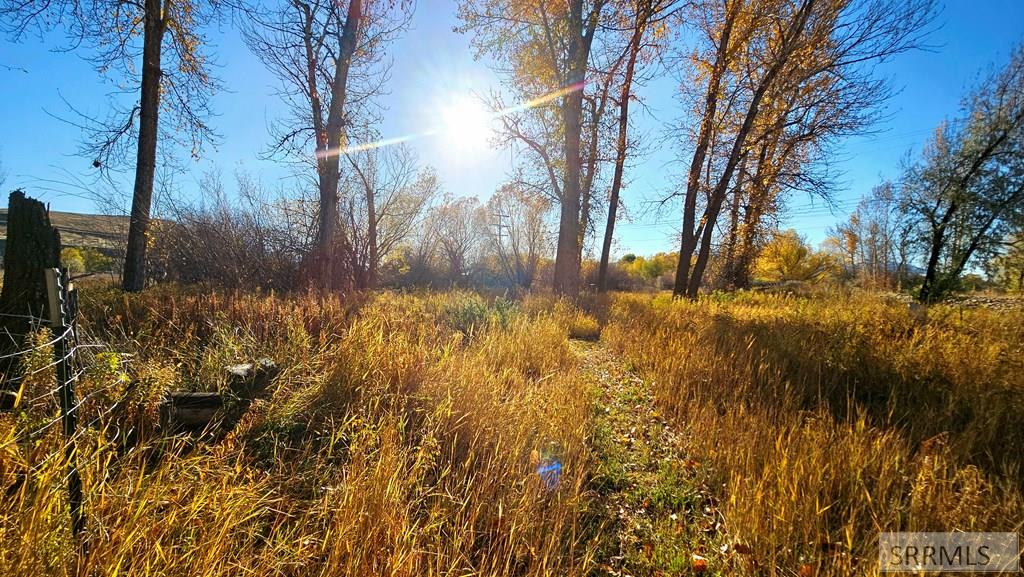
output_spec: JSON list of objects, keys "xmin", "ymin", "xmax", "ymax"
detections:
[
  {"xmin": 1, "ymin": 288, "xmax": 598, "ymax": 576},
  {"xmin": 5, "ymin": 286, "xmax": 1021, "ymax": 575},
  {"xmin": 603, "ymin": 291, "xmax": 1024, "ymax": 575}
]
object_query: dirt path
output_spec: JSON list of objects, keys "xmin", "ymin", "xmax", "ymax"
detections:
[{"xmin": 573, "ymin": 340, "xmax": 722, "ymax": 577}]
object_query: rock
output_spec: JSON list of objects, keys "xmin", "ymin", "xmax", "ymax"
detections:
[{"xmin": 226, "ymin": 358, "xmax": 279, "ymax": 399}]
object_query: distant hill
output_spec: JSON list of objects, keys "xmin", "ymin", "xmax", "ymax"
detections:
[{"xmin": 0, "ymin": 209, "xmax": 128, "ymax": 255}]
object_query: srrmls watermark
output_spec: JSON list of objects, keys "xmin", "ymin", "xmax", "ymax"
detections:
[{"xmin": 880, "ymin": 532, "xmax": 1020, "ymax": 573}]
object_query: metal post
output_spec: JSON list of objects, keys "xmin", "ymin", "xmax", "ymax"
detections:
[{"xmin": 44, "ymin": 268, "xmax": 85, "ymax": 537}]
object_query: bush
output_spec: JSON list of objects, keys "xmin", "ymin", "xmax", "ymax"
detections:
[
  {"xmin": 60, "ymin": 247, "xmax": 85, "ymax": 273},
  {"xmin": 148, "ymin": 202, "xmax": 302, "ymax": 291},
  {"xmin": 755, "ymin": 229, "xmax": 837, "ymax": 284}
]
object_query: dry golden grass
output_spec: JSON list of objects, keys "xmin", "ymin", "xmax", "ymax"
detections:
[
  {"xmin": 603, "ymin": 291, "xmax": 1024, "ymax": 575},
  {"xmin": 3, "ymin": 286, "xmax": 1022, "ymax": 576},
  {"xmin": 0, "ymin": 288, "xmax": 599, "ymax": 576}
]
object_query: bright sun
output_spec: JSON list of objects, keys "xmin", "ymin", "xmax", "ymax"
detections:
[{"xmin": 438, "ymin": 95, "xmax": 493, "ymax": 155}]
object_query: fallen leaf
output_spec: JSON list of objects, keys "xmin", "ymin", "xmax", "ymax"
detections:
[
  {"xmin": 799, "ymin": 563, "xmax": 815, "ymax": 577},
  {"xmin": 692, "ymin": 554, "xmax": 708, "ymax": 573}
]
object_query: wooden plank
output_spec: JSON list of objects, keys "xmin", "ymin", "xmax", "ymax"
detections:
[{"xmin": 161, "ymin": 392, "xmax": 223, "ymax": 431}]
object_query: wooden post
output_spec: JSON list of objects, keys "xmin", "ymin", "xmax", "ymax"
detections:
[
  {"xmin": 0, "ymin": 190, "xmax": 62, "ymax": 408},
  {"xmin": 45, "ymin": 268, "xmax": 85, "ymax": 537}
]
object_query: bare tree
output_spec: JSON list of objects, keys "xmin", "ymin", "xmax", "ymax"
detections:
[
  {"xmin": 1, "ymin": 0, "xmax": 224, "ymax": 292},
  {"xmin": 434, "ymin": 195, "xmax": 484, "ymax": 284},
  {"xmin": 342, "ymin": 143, "xmax": 439, "ymax": 289},
  {"xmin": 484, "ymin": 182, "xmax": 553, "ymax": 290},
  {"xmin": 243, "ymin": 0, "xmax": 409, "ymax": 289}
]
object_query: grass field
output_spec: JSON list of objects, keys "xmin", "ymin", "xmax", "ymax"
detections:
[
  {"xmin": 602, "ymin": 291, "xmax": 1024, "ymax": 574},
  {"xmin": 1, "ymin": 287, "xmax": 1021, "ymax": 575},
  {"xmin": 0, "ymin": 209, "xmax": 127, "ymax": 253}
]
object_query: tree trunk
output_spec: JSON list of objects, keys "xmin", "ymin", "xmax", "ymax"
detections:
[
  {"xmin": 734, "ymin": 233, "xmax": 757, "ymax": 289},
  {"xmin": 918, "ymin": 231, "xmax": 943, "ymax": 302},
  {"xmin": 553, "ymin": 149, "xmax": 581, "ymax": 296},
  {"xmin": 121, "ymin": 0, "xmax": 165, "ymax": 293},
  {"xmin": 719, "ymin": 151, "xmax": 749, "ymax": 288},
  {"xmin": 0, "ymin": 191, "xmax": 62, "ymax": 408},
  {"xmin": 312, "ymin": 0, "xmax": 362, "ymax": 290},
  {"xmin": 687, "ymin": 179, "xmax": 732, "ymax": 297},
  {"xmin": 552, "ymin": 0, "xmax": 590, "ymax": 296},
  {"xmin": 721, "ymin": 189, "xmax": 742, "ymax": 283},
  {"xmin": 919, "ymin": 203, "xmax": 956, "ymax": 302},
  {"xmin": 732, "ymin": 184, "xmax": 764, "ymax": 290},
  {"xmin": 366, "ymin": 183, "xmax": 378, "ymax": 289},
  {"xmin": 673, "ymin": 1, "xmax": 737, "ymax": 297},
  {"xmin": 598, "ymin": 8, "xmax": 645, "ymax": 292}
]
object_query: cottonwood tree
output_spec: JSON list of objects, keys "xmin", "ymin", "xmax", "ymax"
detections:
[
  {"xmin": 1, "ymin": 0, "xmax": 224, "ymax": 292},
  {"xmin": 986, "ymin": 233, "xmax": 1024, "ymax": 293},
  {"xmin": 243, "ymin": 0, "xmax": 409, "ymax": 289},
  {"xmin": 459, "ymin": 0, "xmax": 608, "ymax": 295},
  {"xmin": 901, "ymin": 46, "xmax": 1024, "ymax": 302},
  {"xmin": 341, "ymin": 143, "xmax": 439, "ymax": 289},
  {"xmin": 754, "ymin": 229, "xmax": 835, "ymax": 283},
  {"xmin": 476, "ymin": 4, "xmax": 669, "ymax": 291},
  {"xmin": 487, "ymin": 58, "xmax": 616, "ymax": 288},
  {"xmin": 671, "ymin": 0, "xmax": 935, "ymax": 298},
  {"xmin": 597, "ymin": 0, "xmax": 678, "ymax": 291},
  {"xmin": 493, "ymin": 83, "xmax": 611, "ymax": 262},
  {"xmin": 716, "ymin": 92, "xmax": 837, "ymax": 289}
]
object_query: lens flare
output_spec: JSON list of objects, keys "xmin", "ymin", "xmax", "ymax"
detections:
[{"xmin": 315, "ymin": 81, "xmax": 586, "ymax": 160}]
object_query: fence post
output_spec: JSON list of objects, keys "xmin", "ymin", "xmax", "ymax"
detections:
[{"xmin": 45, "ymin": 268, "xmax": 85, "ymax": 537}]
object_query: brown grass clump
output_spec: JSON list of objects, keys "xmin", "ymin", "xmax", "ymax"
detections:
[
  {"xmin": 603, "ymin": 291, "xmax": 1024, "ymax": 575},
  {"xmin": 0, "ymin": 288, "xmax": 598, "ymax": 576}
]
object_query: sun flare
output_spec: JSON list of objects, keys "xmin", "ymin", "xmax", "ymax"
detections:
[{"xmin": 438, "ymin": 94, "xmax": 493, "ymax": 154}]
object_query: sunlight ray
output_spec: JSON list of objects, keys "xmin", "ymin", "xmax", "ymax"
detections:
[{"xmin": 313, "ymin": 81, "xmax": 586, "ymax": 160}]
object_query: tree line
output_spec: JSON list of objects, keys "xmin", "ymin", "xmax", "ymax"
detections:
[
  {"xmin": 2, "ymin": 0, "xmax": 1020, "ymax": 301},
  {"xmin": 827, "ymin": 47, "xmax": 1024, "ymax": 300}
]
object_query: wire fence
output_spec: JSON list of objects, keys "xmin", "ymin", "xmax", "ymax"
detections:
[{"xmin": 0, "ymin": 268, "xmax": 126, "ymax": 540}]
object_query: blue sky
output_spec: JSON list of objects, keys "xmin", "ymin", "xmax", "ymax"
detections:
[{"xmin": 1, "ymin": 0, "xmax": 1022, "ymax": 258}]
